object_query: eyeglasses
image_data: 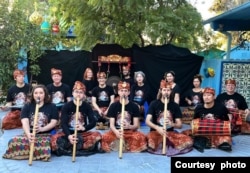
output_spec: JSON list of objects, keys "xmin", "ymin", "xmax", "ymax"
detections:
[{"xmin": 74, "ymin": 90, "xmax": 84, "ymax": 94}]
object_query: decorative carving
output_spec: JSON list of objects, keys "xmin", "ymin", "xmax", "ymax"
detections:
[{"xmin": 98, "ymin": 54, "xmax": 131, "ymax": 63}]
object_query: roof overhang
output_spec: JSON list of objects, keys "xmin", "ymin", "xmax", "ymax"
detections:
[{"xmin": 203, "ymin": 2, "xmax": 250, "ymax": 31}]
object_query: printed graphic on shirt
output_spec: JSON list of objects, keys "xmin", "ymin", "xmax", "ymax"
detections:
[
  {"xmin": 69, "ymin": 112, "xmax": 85, "ymax": 130},
  {"xmin": 98, "ymin": 91, "xmax": 109, "ymax": 101},
  {"xmin": 203, "ymin": 113, "xmax": 216, "ymax": 120},
  {"xmin": 30, "ymin": 112, "xmax": 48, "ymax": 127},
  {"xmin": 157, "ymin": 110, "xmax": 172, "ymax": 129},
  {"xmin": 133, "ymin": 90, "xmax": 144, "ymax": 103},
  {"xmin": 224, "ymin": 99, "xmax": 237, "ymax": 109},
  {"xmin": 192, "ymin": 95, "xmax": 201, "ymax": 106},
  {"xmin": 14, "ymin": 92, "xmax": 26, "ymax": 106},
  {"xmin": 52, "ymin": 91, "xmax": 64, "ymax": 104},
  {"xmin": 116, "ymin": 111, "xmax": 131, "ymax": 128}
]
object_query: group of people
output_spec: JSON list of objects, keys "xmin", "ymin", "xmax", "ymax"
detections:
[{"xmin": 1, "ymin": 66, "xmax": 250, "ymax": 162}]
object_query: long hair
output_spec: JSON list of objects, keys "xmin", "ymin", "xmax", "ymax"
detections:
[
  {"xmin": 30, "ymin": 84, "xmax": 51, "ymax": 104},
  {"xmin": 83, "ymin": 67, "xmax": 94, "ymax": 80}
]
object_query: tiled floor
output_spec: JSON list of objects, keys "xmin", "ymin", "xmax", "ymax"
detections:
[{"xmin": 0, "ymin": 110, "xmax": 250, "ymax": 173}]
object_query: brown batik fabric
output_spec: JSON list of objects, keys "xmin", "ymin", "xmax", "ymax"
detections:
[{"xmin": 101, "ymin": 130, "xmax": 147, "ymax": 152}]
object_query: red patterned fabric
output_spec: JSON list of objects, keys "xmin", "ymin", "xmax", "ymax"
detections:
[
  {"xmin": 51, "ymin": 131, "xmax": 102, "ymax": 151},
  {"xmin": 192, "ymin": 119, "xmax": 231, "ymax": 136},
  {"xmin": 228, "ymin": 108, "xmax": 243, "ymax": 133},
  {"xmin": 181, "ymin": 129, "xmax": 232, "ymax": 148},
  {"xmin": 101, "ymin": 130, "xmax": 147, "ymax": 152},
  {"xmin": 2, "ymin": 110, "xmax": 22, "ymax": 130},
  {"xmin": 147, "ymin": 131, "xmax": 193, "ymax": 156},
  {"xmin": 241, "ymin": 122, "xmax": 250, "ymax": 134}
]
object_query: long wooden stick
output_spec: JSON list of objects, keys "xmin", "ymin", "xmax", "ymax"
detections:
[
  {"xmin": 162, "ymin": 96, "xmax": 168, "ymax": 155},
  {"xmin": 28, "ymin": 98, "xmax": 40, "ymax": 166},
  {"xmin": 72, "ymin": 97, "xmax": 80, "ymax": 162},
  {"xmin": 119, "ymin": 96, "xmax": 125, "ymax": 159}
]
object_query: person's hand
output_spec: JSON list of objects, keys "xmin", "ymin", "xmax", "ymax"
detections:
[
  {"xmin": 27, "ymin": 132, "xmax": 36, "ymax": 143},
  {"xmin": 75, "ymin": 122, "xmax": 85, "ymax": 131},
  {"xmin": 156, "ymin": 126, "xmax": 166, "ymax": 137},
  {"xmin": 68, "ymin": 134, "xmax": 78, "ymax": 145}
]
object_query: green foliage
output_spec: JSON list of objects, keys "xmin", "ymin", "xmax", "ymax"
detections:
[
  {"xmin": 50, "ymin": 0, "xmax": 205, "ymax": 51},
  {"xmin": 0, "ymin": 0, "xmax": 57, "ymax": 95}
]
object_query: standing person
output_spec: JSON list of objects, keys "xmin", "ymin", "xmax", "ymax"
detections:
[
  {"xmin": 51, "ymin": 81, "xmax": 102, "ymax": 156},
  {"xmin": 1, "ymin": 69, "xmax": 31, "ymax": 129},
  {"xmin": 216, "ymin": 79, "xmax": 250, "ymax": 134},
  {"xmin": 82, "ymin": 67, "xmax": 98, "ymax": 105},
  {"xmin": 146, "ymin": 80, "xmax": 193, "ymax": 156},
  {"xmin": 101, "ymin": 81, "xmax": 147, "ymax": 153},
  {"xmin": 164, "ymin": 71, "xmax": 181, "ymax": 104},
  {"xmin": 2, "ymin": 84, "xmax": 59, "ymax": 161},
  {"xmin": 46, "ymin": 68, "xmax": 72, "ymax": 108},
  {"xmin": 184, "ymin": 74, "xmax": 204, "ymax": 107},
  {"xmin": 192, "ymin": 87, "xmax": 232, "ymax": 152},
  {"xmin": 91, "ymin": 72, "xmax": 115, "ymax": 130},
  {"xmin": 130, "ymin": 71, "xmax": 150, "ymax": 122},
  {"xmin": 121, "ymin": 65, "xmax": 134, "ymax": 87}
]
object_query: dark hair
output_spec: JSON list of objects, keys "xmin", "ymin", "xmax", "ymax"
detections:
[
  {"xmin": 164, "ymin": 70, "xmax": 175, "ymax": 79},
  {"xmin": 193, "ymin": 74, "xmax": 202, "ymax": 83},
  {"xmin": 30, "ymin": 84, "xmax": 51, "ymax": 104}
]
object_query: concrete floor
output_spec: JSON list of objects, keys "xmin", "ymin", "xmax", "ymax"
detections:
[{"xmin": 0, "ymin": 110, "xmax": 250, "ymax": 173}]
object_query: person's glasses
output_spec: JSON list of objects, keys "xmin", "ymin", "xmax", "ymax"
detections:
[{"xmin": 74, "ymin": 90, "xmax": 84, "ymax": 94}]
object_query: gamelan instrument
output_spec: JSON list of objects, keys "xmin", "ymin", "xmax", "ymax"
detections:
[
  {"xmin": 28, "ymin": 98, "xmax": 40, "ymax": 166},
  {"xmin": 162, "ymin": 96, "xmax": 168, "ymax": 155},
  {"xmin": 119, "ymin": 95, "xmax": 125, "ymax": 159},
  {"xmin": 72, "ymin": 97, "xmax": 80, "ymax": 162},
  {"xmin": 191, "ymin": 118, "xmax": 231, "ymax": 136},
  {"xmin": 228, "ymin": 108, "xmax": 250, "ymax": 134}
]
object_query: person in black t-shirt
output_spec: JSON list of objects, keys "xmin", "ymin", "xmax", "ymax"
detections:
[
  {"xmin": 193, "ymin": 87, "xmax": 232, "ymax": 152},
  {"xmin": 216, "ymin": 79, "xmax": 250, "ymax": 133},
  {"xmin": 82, "ymin": 67, "xmax": 98, "ymax": 105},
  {"xmin": 3, "ymin": 84, "xmax": 59, "ymax": 160},
  {"xmin": 146, "ymin": 80, "xmax": 193, "ymax": 156},
  {"xmin": 1, "ymin": 69, "xmax": 31, "ymax": 129},
  {"xmin": 92, "ymin": 72, "xmax": 115, "ymax": 129},
  {"xmin": 51, "ymin": 81, "xmax": 101, "ymax": 156}
]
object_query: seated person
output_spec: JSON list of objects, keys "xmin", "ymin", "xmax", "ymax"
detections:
[
  {"xmin": 1, "ymin": 69, "xmax": 31, "ymax": 129},
  {"xmin": 3, "ymin": 84, "xmax": 59, "ymax": 160},
  {"xmin": 216, "ymin": 79, "xmax": 250, "ymax": 134},
  {"xmin": 146, "ymin": 80, "xmax": 193, "ymax": 156},
  {"xmin": 91, "ymin": 72, "xmax": 115, "ymax": 130},
  {"xmin": 51, "ymin": 81, "xmax": 102, "ymax": 156},
  {"xmin": 192, "ymin": 87, "xmax": 232, "ymax": 152},
  {"xmin": 101, "ymin": 81, "xmax": 147, "ymax": 153}
]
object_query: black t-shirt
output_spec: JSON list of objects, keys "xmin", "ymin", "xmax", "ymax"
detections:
[
  {"xmin": 82, "ymin": 79, "xmax": 98, "ymax": 97},
  {"xmin": 108, "ymin": 101, "xmax": 139, "ymax": 128},
  {"xmin": 6, "ymin": 83, "xmax": 31, "ymax": 110},
  {"xmin": 46, "ymin": 83, "xmax": 72, "ymax": 104},
  {"xmin": 185, "ymin": 89, "xmax": 204, "ymax": 106},
  {"xmin": 147, "ymin": 99, "xmax": 182, "ymax": 131},
  {"xmin": 92, "ymin": 85, "xmax": 115, "ymax": 107},
  {"xmin": 130, "ymin": 83, "xmax": 150, "ymax": 106},
  {"xmin": 216, "ymin": 92, "xmax": 248, "ymax": 110},
  {"xmin": 194, "ymin": 102, "xmax": 229, "ymax": 121},
  {"xmin": 21, "ymin": 102, "xmax": 59, "ymax": 133},
  {"xmin": 60, "ymin": 101, "xmax": 96, "ymax": 137}
]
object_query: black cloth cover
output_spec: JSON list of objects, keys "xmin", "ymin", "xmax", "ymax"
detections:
[{"xmin": 28, "ymin": 50, "xmax": 92, "ymax": 90}]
